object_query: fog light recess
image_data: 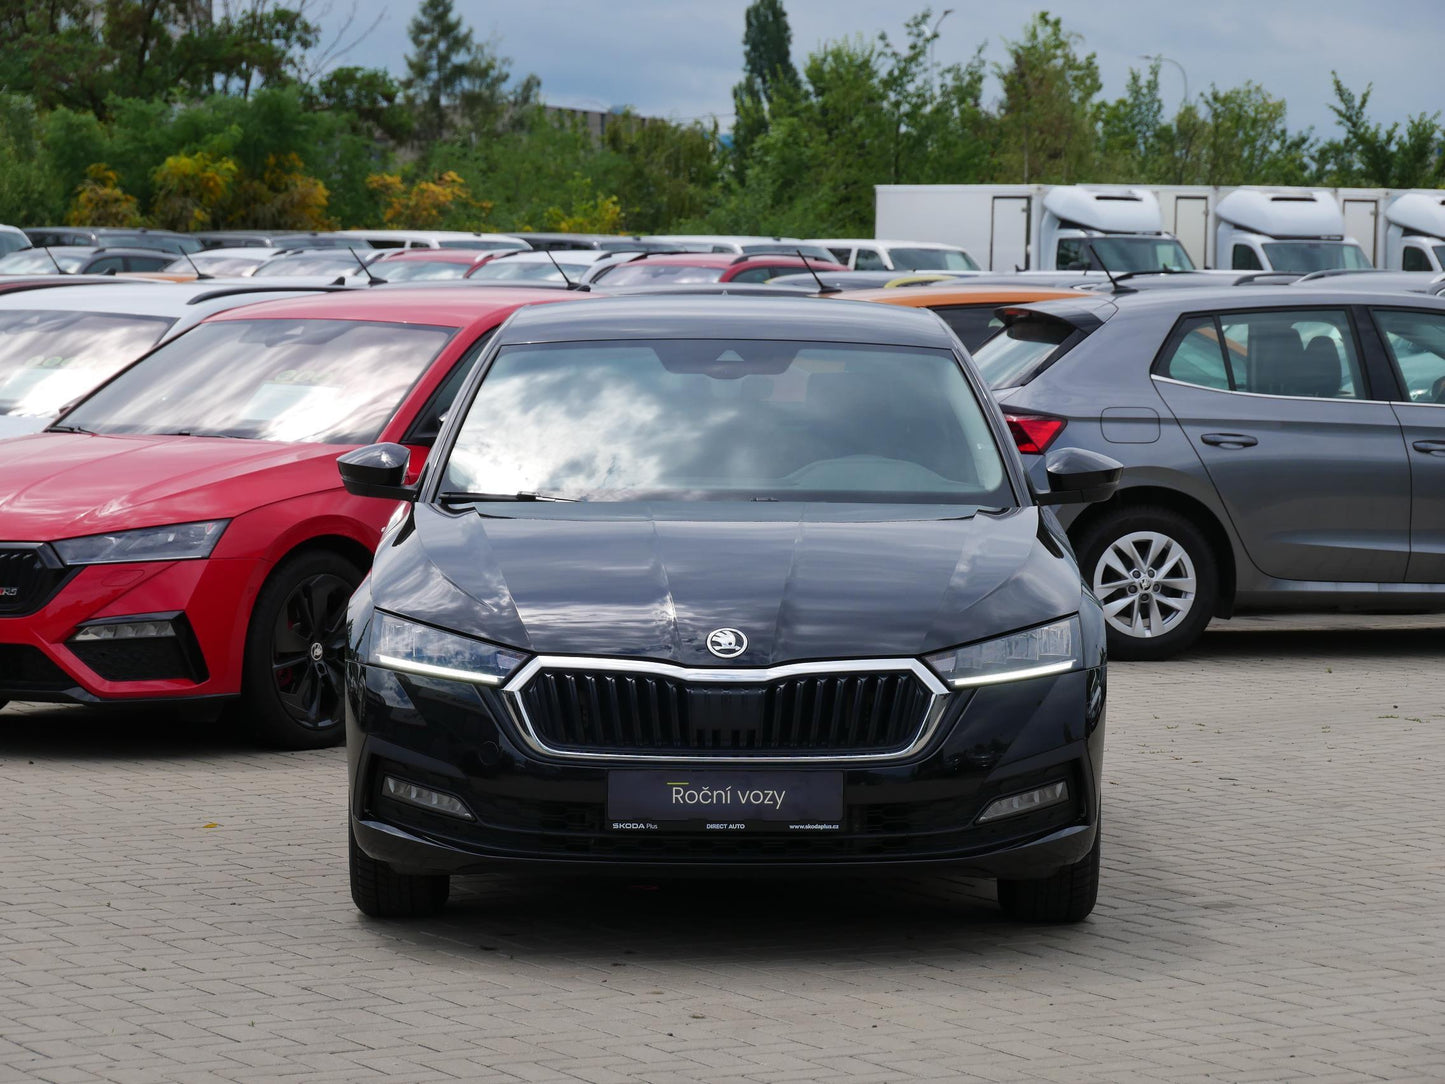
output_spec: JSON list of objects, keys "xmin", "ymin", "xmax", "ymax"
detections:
[
  {"xmin": 977, "ymin": 780, "xmax": 1069, "ymax": 823},
  {"xmin": 382, "ymin": 775, "xmax": 474, "ymax": 821},
  {"xmin": 72, "ymin": 619, "xmax": 176, "ymax": 641}
]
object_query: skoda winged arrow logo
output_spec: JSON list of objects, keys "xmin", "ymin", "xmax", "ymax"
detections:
[{"xmin": 706, "ymin": 628, "xmax": 747, "ymax": 659}]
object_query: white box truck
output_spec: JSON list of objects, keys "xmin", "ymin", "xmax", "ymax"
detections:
[
  {"xmin": 1214, "ymin": 189, "xmax": 1371, "ymax": 272},
  {"xmin": 1383, "ymin": 193, "xmax": 1445, "ymax": 271},
  {"xmin": 873, "ymin": 184, "xmax": 1195, "ymax": 272}
]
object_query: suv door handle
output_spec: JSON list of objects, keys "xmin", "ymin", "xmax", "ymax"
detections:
[
  {"xmin": 1201, "ymin": 433, "xmax": 1258, "ymax": 448},
  {"xmin": 1412, "ymin": 439, "xmax": 1445, "ymax": 455}
]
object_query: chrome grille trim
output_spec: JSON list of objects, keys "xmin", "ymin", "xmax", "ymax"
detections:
[{"xmin": 502, "ymin": 655, "xmax": 950, "ymax": 764}]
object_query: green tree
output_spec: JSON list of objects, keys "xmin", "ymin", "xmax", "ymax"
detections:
[
  {"xmin": 730, "ymin": 0, "xmax": 800, "ymax": 178},
  {"xmin": 403, "ymin": 0, "xmax": 513, "ymax": 145},
  {"xmin": 994, "ymin": 12, "xmax": 1101, "ymax": 183},
  {"xmin": 601, "ymin": 113, "xmax": 721, "ymax": 232},
  {"xmin": 1319, "ymin": 75, "xmax": 1443, "ymax": 187}
]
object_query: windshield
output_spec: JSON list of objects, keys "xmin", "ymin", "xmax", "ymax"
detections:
[
  {"xmin": 0, "ymin": 310, "xmax": 173, "ymax": 417},
  {"xmin": 468, "ymin": 259, "xmax": 575, "ymax": 282},
  {"xmin": 971, "ymin": 319, "xmax": 1074, "ymax": 389},
  {"xmin": 168, "ymin": 254, "xmax": 266, "ymax": 276},
  {"xmin": 252, "ymin": 254, "xmax": 360, "ymax": 277},
  {"xmin": 889, "ymin": 247, "xmax": 979, "ymax": 271},
  {"xmin": 378, "ymin": 260, "xmax": 470, "ymax": 281},
  {"xmin": 1071, "ymin": 237, "xmax": 1194, "ymax": 273},
  {"xmin": 0, "ymin": 250, "xmax": 88, "ymax": 274},
  {"xmin": 442, "ymin": 339, "xmax": 1009, "ymax": 504},
  {"xmin": 61, "ymin": 318, "xmax": 454, "ymax": 443},
  {"xmin": 1262, "ymin": 242, "xmax": 1372, "ymax": 273},
  {"xmin": 595, "ymin": 263, "xmax": 725, "ymax": 286},
  {"xmin": 0, "ymin": 233, "xmax": 27, "ymax": 256}
]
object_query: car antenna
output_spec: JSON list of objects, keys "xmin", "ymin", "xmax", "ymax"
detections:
[
  {"xmin": 541, "ymin": 248, "xmax": 587, "ymax": 291},
  {"xmin": 41, "ymin": 246, "xmax": 67, "ymax": 275},
  {"xmin": 795, "ymin": 250, "xmax": 841, "ymax": 294},
  {"xmin": 1089, "ymin": 245, "xmax": 1132, "ymax": 294},
  {"xmin": 178, "ymin": 249, "xmax": 213, "ymax": 280},
  {"xmin": 347, "ymin": 247, "xmax": 385, "ymax": 285}
]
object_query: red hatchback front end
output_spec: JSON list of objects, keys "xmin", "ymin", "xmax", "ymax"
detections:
[{"xmin": 0, "ymin": 287, "xmax": 579, "ymax": 746}]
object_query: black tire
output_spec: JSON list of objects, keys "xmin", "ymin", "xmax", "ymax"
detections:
[
  {"xmin": 237, "ymin": 549, "xmax": 362, "ymax": 750},
  {"xmin": 349, "ymin": 827, "xmax": 450, "ymax": 918},
  {"xmin": 1075, "ymin": 505, "xmax": 1218, "ymax": 661},
  {"xmin": 997, "ymin": 827, "xmax": 1101, "ymax": 923}
]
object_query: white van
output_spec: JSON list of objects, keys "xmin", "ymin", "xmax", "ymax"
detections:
[{"xmin": 810, "ymin": 238, "xmax": 978, "ymax": 272}]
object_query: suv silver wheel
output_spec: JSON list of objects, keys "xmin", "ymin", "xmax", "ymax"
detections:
[{"xmin": 1092, "ymin": 530, "xmax": 1197, "ymax": 640}]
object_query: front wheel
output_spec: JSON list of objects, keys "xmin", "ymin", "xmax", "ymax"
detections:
[
  {"xmin": 349, "ymin": 828, "xmax": 450, "ymax": 918},
  {"xmin": 997, "ymin": 828, "xmax": 1100, "ymax": 923},
  {"xmin": 1075, "ymin": 506, "xmax": 1218, "ymax": 661},
  {"xmin": 237, "ymin": 550, "xmax": 362, "ymax": 749}
]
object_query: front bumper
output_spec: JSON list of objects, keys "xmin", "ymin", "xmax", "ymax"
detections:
[
  {"xmin": 346, "ymin": 659, "xmax": 1106, "ymax": 878},
  {"xmin": 0, "ymin": 556, "xmax": 263, "ymax": 703}
]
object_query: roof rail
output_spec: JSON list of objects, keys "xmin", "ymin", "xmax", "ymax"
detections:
[{"xmin": 185, "ymin": 284, "xmax": 349, "ymax": 304}]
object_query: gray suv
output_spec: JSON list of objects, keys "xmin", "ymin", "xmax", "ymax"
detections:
[{"xmin": 973, "ymin": 286, "xmax": 1445, "ymax": 658}]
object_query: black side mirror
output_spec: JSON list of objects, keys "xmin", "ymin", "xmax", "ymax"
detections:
[
  {"xmin": 1037, "ymin": 447, "xmax": 1122, "ymax": 505},
  {"xmin": 338, "ymin": 442, "xmax": 418, "ymax": 501}
]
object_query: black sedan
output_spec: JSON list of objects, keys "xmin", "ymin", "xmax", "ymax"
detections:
[{"xmin": 338, "ymin": 298, "xmax": 1119, "ymax": 922}]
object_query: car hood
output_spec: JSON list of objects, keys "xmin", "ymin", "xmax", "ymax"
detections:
[
  {"xmin": 370, "ymin": 502, "xmax": 1081, "ymax": 664},
  {"xmin": 0, "ymin": 433, "xmax": 350, "ymax": 539}
]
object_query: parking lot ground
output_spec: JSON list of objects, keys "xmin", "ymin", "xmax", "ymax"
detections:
[{"xmin": 1, "ymin": 614, "xmax": 1443, "ymax": 1083}]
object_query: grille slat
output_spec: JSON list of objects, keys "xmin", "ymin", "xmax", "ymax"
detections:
[{"xmin": 517, "ymin": 668, "xmax": 932, "ymax": 756}]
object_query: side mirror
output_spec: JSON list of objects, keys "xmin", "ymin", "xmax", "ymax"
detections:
[
  {"xmin": 1036, "ymin": 447, "xmax": 1122, "ymax": 505},
  {"xmin": 338, "ymin": 443, "xmax": 418, "ymax": 501}
]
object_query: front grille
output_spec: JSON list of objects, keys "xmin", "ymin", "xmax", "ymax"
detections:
[
  {"xmin": 515, "ymin": 669, "xmax": 934, "ymax": 756},
  {"xmin": 0, "ymin": 544, "xmax": 71, "ymax": 616},
  {"xmin": 0, "ymin": 644, "xmax": 75, "ymax": 691}
]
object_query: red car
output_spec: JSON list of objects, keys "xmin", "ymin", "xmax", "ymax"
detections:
[
  {"xmin": 588, "ymin": 252, "xmax": 847, "ymax": 287},
  {"xmin": 0, "ymin": 287, "xmax": 580, "ymax": 747}
]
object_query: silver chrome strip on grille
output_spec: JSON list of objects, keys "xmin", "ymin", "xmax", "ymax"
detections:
[{"xmin": 501, "ymin": 655, "xmax": 951, "ymax": 764}]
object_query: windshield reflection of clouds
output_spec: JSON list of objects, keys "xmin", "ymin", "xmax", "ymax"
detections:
[
  {"xmin": 444, "ymin": 342, "xmax": 1008, "ymax": 503},
  {"xmin": 63, "ymin": 319, "xmax": 453, "ymax": 443},
  {"xmin": 0, "ymin": 311, "xmax": 172, "ymax": 416}
]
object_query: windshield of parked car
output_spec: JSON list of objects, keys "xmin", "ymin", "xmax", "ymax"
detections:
[
  {"xmin": 59, "ymin": 318, "xmax": 454, "ymax": 443},
  {"xmin": 595, "ymin": 263, "xmax": 726, "ymax": 286},
  {"xmin": 0, "ymin": 310, "xmax": 174, "ymax": 417},
  {"xmin": 740, "ymin": 243, "xmax": 838, "ymax": 262},
  {"xmin": 0, "ymin": 249, "xmax": 89, "ymax": 274},
  {"xmin": 467, "ymin": 259, "xmax": 577, "ymax": 282},
  {"xmin": 252, "ymin": 253, "xmax": 361, "ymax": 277},
  {"xmin": 889, "ymin": 247, "xmax": 980, "ymax": 271},
  {"xmin": 377, "ymin": 260, "xmax": 471, "ymax": 281},
  {"xmin": 1066, "ymin": 237, "xmax": 1194, "ymax": 273},
  {"xmin": 1262, "ymin": 242, "xmax": 1372, "ymax": 273},
  {"xmin": 165, "ymin": 254, "xmax": 268, "ymax": 276},
  {"xmin": 971, "ymin": 318, "xmax": 1075, "ymax": 389},
  {"xmin": 442, "ymin": 339, "xmax": 1009, "ymax": 504}
]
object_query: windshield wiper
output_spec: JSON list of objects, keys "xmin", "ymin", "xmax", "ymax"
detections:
[
  {"xmin": 48, "ymin": 423, "xmax": 95, "ymax": 434},
  {"xmin": 438, "ymin": 490, "xmax": 578, "ymax": 504}
]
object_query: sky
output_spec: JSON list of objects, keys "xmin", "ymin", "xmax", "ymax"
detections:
[{"xmin": 313, "ymin": 0, "xmax": 1445, "ymax": 137}]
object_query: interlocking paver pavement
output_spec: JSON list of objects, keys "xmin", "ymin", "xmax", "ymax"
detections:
[{"xmin": 1, "ymin": 615, "xmax": 1443, "ymax": 1083}]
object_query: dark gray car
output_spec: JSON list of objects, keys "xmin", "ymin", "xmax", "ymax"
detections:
[{"xmin": 973, "ymin": 286, "xmax": 1445, "ymax": 658}]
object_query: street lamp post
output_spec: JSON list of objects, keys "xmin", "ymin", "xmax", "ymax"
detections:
[
  {"xmin": 930, "ymin": 8, "xmax": 954, "ymax": 89},
  {"xmin": 1141, "ymin": 53, "xmax": 1189, "ymax": 109}
]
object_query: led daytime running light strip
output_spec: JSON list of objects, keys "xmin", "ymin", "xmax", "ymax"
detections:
[
  {"xmin": 946, "ymin": 659, "xmax": 1076, "ymax": 688},
  {"xmin": 372, "ymin": 654, "xmax": 505, "ymax": 685}
]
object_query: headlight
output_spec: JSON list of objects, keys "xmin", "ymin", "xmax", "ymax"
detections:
[
  {"xmin": 924, "ymin": 616, "xmax": 1082, "ymax": 688},
  {"xmin": 367, "ymin": 613, "xmax": 528, "ymax": 685},
  {"xmin": 53, "ymin": 520, "xmax": 229, "ymax": 566}
]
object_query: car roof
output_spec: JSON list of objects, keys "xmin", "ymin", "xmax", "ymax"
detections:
[
  {"xmin": 375, "ymin": 249, "xmax": 498, "ymax": 263},
  {"xmin": 610, "ymin": 253, "xmax": 834, "ymax": 268},
  {"xmin": 842, "ymin": 285, "xmax": 1084, "ymax": 306},
  {"xmin": 202, "ymin": 285, "xmax": 575, "ymax": 327},
  {"xmin": 498, "ymin": 295, "xmax": 956, "ymax": 347},
  {"xmin": 0, "ymin": 280, "xmax": 328, "ymax": 316}
]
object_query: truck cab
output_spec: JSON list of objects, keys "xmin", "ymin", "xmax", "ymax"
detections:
[
  {"xmin": 1384, "ymin": 193, "xmax": 1445, "ymax": 271},
  {"xmin": 1040, "ymin": 187, "xmax": 1194, "ymax": 272},
  {"xmin": 1216, "ymin": 189, "xmax": 1371, "ymax": 272}
]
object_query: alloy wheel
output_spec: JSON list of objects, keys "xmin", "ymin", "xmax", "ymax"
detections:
[
  {"xmin": 270, "ymin": 572, "xmax": 352, "ymax": 730},
  {"xmin": 1092, "ymin": 530, "xmax": 1197, "ymax": 640}
]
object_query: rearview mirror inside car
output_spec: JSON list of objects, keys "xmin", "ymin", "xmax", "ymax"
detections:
[
  {"xmin": 1037, "ymin": 447, "xmax": 1122, "ymax": 505},
  {"xmin": 337, "ymin": 443, "xmax": 418, "ymax": 501}
]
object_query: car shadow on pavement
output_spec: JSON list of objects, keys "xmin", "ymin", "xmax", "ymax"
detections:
[
  {"xmin": 370, "ymin": 871, "xmax": 1098, "ymax": 964},
  {"xmin": 1191, "ymin": 620, "xmax": 1445, "ymax": 662},
  {"xmin": 0, "ymin": 701, "xmax": 254, "ymax": 759}
]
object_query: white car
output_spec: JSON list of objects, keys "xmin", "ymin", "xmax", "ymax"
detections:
[
  {"xmin": 328, "ymin": 230, "xmax": 533, "ymax": 251},
  {"xmin": 0, "ymin": 225, "xmax": 29, "ymax": 257},
  {"xmin": 641, "ymin": 235, "xmax": 838, "ymax": 261},
  {"xmin": 464, "ymin": 249, "xmax": 624, "ymax": 285},
  {"xmin": 810, "ymin": 238, "xmax": 980, "ymax": 272},
  {"xmin": 162, "ymin": 247, "xmax": 280, "ymax": 277}
]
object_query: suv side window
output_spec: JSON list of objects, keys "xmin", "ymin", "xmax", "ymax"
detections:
[
  {"xmin": 1159, "ymin": 317, "xmax": 1230, "ymax": 389},
  {"xmin": 1232, "ymin": 245, "xmax": 1263, "ymax": 270},
  {"xmin": 1371, "ymin": 308, "xmax": 1445, "ymax": 403},
  {"xmin": 1402, "ymin": 246, "xmax": 1433, "ymax": 272},
  {"xmin": 854, "ymin": 248, "xmax": 887, "ymax": 270},
  {"xmin": 1218, "ymin": 309, "xmax": 1363, "ymax": 399}
]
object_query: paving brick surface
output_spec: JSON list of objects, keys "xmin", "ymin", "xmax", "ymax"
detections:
[{"xmin": 1, "ymin": 615, "xmax": 1443, "ymax": 1082}]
